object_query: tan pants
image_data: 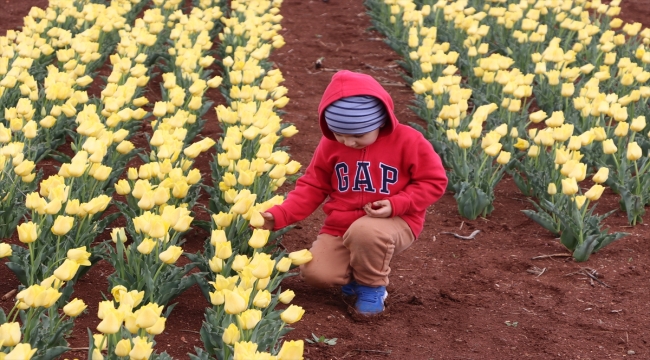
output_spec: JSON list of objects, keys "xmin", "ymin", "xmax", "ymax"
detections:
[{"xmin": 300, "ymin": 216, "xmax": 415, "ymax": 287}]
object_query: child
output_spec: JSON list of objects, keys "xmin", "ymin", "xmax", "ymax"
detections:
[{"xmin": 261, "ymin": 70, "xmax": 447, "ymax": 315}]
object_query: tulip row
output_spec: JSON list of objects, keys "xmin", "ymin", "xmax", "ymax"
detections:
[
  {"xmin": 0, "ymin": 0, "xmax": 149, "ymax": 240},
  {"xmin": 186, "ymin": 1, "xmax": 310, "ymax": 359},
  {"xmin": 366, "ymin": 0, "xmax": 649, "ymax": 260},
  {"xmin": 1, "ymin": 0, "xmax": 311, "ymax": 358}
]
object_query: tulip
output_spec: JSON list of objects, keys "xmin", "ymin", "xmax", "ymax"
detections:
[
  {"xmin": 114, "ymin": 179, "xmax": 131, "ymax": 195},
  {"xmin": 585, "ymin": 184, "xmax": 605, "ymax": 201},
  {"xmin": 145, "ymin": 316, "xmax": 166, "ymax": 335},
  {"xmin": 111, "ymin": 228, "xmax": 127, "ymax": 244},
  {"xmin": 614, "ymin": 121, "xmax": 629, "ymax": 137},
  {"xmin": 115, "ymin": 339, "xmax": 132, "ymax": 357},
  {"xmin": 253, "ymin": 290, "xmax": 272, "ymax": 308},
  {"xmin": 627, "ymin": 141, "xmax": 642, "ymax": 161},
  {"xmin": 277, "ymin": 340, "xmax": 305, "ymax": 360},
  {"xmin": 529, "ymin": 110, "xmax": 547, "ymax": 123},
  {"xmin": 496, "ymin": 151, "xmax": 511, "ymax": 165},
  {"xmin": 281, "ymin": 125, "xmax": 299, "ymax": 138},
  {"xmin": 137, "ymin": 238, "xmax": 157, "ymax": 255},
  {"xmin": 457, "ymin": 131, "xmax": 472, "ymax": 149},
  {"xmin": 278, "ymin": 289, "xmax": 296, "ymax": 304},
  {"xmin": 67, "ymin": 246, "xmax": 91, "ymax": 266},
  {"xmin": 281, "ymin": 305, "xmax": 305, "ymax": 324},
  {"xmin": 561, "ymin": 177, "xmax": 579, "ymax": 196},
  {"xmin": 212, "ymin": 212, "xmax": 234, "ymax": 227},
  {"xmin": 51, "ymin": 215, "xmax": 74, "ymax": 236},
  {"xmin": 288, "ymin": 249, "xmax": 313, "ymax": 265},
  {"xmin": 129, "ymin": 336, "xmax": 154, "ymax": 360},
  {"xmin": 574, "ymin": 195, "xmax": 587, "ymax": 209},
  {"xmin": 214, "ymin": 241, "xmax": 233, "ymax": 260},
  {"xmin": 0, "ymin": 242, "xmax": 12, "ymax": 258},
  {"xmin": 222, "ymin": 323, "xmax": 240, "ymax": 345},
  {"xmin": 484, "ymin": 143, "xmax": 502, "ymax": 157},
  {"xmin": 592, "ymin": 167, "xmax": 609, "ymax": 184},
  {"xmin": 54, "ymin": 259, "xmax": 81, "ymax": 281},
  {"xmin": 630, "ymin": 116, "xmax": 646, "ymax": 132},
  {"xmin": 135, "ymin": 304, "xmax": 163, "ymax": 329},
  {"xmin": 13, "ymin": 160, "xmax": 35, "ymax": 176},
  {"xmin": 233, "ymin": 342, "xmax": 258, "ymax": 360},
  {"xmin": 17, "ymin": 221, "xmax": 38, "ymax": 243},
  {"xmin": 97, "ymin": 307, "xmax": 123, "ymax": 334},
  {"xmin": 232, "ymin": 255, "xmax": 250, "ymax": 271},
  {"xmin": 237, "ymin": 309, "xmax": 262, "ymax": 330},
  {"xmin": 602, "ymin": 139, "xmax": 618, "ymax": 154},
  {"xmin": 224, "ymin": 289, "xmax": 247, "ymax": 315},
  {"xmin": 210, "ymin": 290, "xmax": 225, "ymax": 306},
  {"xmin": 0, "ymin": 322, "xmax": 21, "ymax": 346},
  {"xmin": 63, "ymin": 298, "xmax": 87, "ymax": 317},
  {"xmin": 159, "ymin": 245, "xmax": 183, "ymax": 264},
  {"xmin": 172, "ymin": 215, "xmax": 193, "ymax": 232},
  {"xmin": 5, "ymin": 343, "xmax": 37, "ymax": 359},
  {"xmin": 276, "ymin": 257, "xmax": 292, "ymax": 273},
  {"xmin": 547, "ymin": 183, "xmax": 557, "ymax": 195},
  {"xmin": 248, "ymin": 229, "xmax": 270, "ymax": 249}
]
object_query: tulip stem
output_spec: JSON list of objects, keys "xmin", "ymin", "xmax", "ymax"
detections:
[
  {"xmin": 150, "ymin": 263, "xmax": 166, "ymax": 302},
  {"xmin": 634, "ymin": 160, "xmax": 642, "ymax": 195},
  {"xmin": 29, "ymin": 242, "xmax": 35, "ymax": 285}
]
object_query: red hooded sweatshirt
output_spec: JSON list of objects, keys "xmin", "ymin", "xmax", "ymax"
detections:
[{"xmin": 267, "ymin": 70, "xmax": 448, "ymax": 238}]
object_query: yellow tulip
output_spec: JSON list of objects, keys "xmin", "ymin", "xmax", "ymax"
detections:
[
  {"xmin": 276, "ymin": 257, "xmax": 292, "ymax": 273},
  {"xmin": 63, "ymin": 298, "xmax": 87, "ymax": 317},
  {"xmin": 209, "ymin": 256, "xmax": 223, "ymax": 273},
  {"xmin": 224, "ymin": 289, "xmax": 247, "ymax": 315},
  {"xmin": 237, "ymin": 309, "xmax": 262, "ymax": 330},
  {"xmin": 614, "ymin": 121, "xmax": 629, "ymax": 137},
  {"xmin": 233, "ymin": 341, "xmax": 258, "ymax": 360},
  {"xmin": 111, "ymin": 228, "xmax": 127, "ymax": 244},
  {"xmin": 278, "ymin": 289, "xmax": 296, "ymax": 305},
  {"xmin": 52, "ymin": 215, "xmax": 74, "ymax": 236},
  {"xmin": 135, "ymin": 303, "xmax": 163, "ymax": 329},
  {"xmin": 222, "ymin": 323, "xmax": 240, "ymax": 345},
  {"xmin": 13, "ymin": 160, "xmax": 35, "ymax": 177},
  {"xmin": 129, "ymin": 336, "xmax": 154, "ymax": 360},
  {"xmin": 457, "ymin": 131, "xmax": 472, "ymax": 149},
  {"xmin": 627, "ymin": 141, "xmax": 642, "ymax": 161},
  {"xmin": 115, "ymin": 339, "xmax": 132, "ymax": 357},
  {"xmin": 574, "ymin": 195, "xmax": 587, "ymax": 209},
  {"xmin": 97, "ymin": 307, "xmax": 123, "ymax": 334},
  {"xmin": 5, "ymin": 344, "xmax": 37, "ymax": 360},
  {"xmin": 17, "ymin": 222, "xmax": 38, "ymax": 243},
  {"xmin": 67, "ymin": 246, "xmax": 91, "ymax": 266},
  {"xmin": 114, "ymin": 179, "xmax": 131, "ymax": 195},
  {"xmin": 561, "ymin": 177, "xmax": 579, "ymax": 195},
  {"xmin": 137, "ymin": 238, "xmax": 157, "ymax": 255},
  {"xmin": 248, "ymin": 229, "xmax": 270, "ymax": 249},
  {"xmin": 54, "ymin": 259, "xmax": 81, "ymax": 281},
  {"xmin": 585, "ymin": 184, "xmax": 605, "ymax": 201},
  {"xmin": 630, "ymin": 116, "xmax": 646, "ymax": 132},
  {"xmin": 288, "ymin": 249, "xmax": 313, "ymax": 265},
  {"xmin": 253, "ymin": 290, "xmax": 272, "ymax": 308},
  {"xmin": 145, "ymin": 316, "xmax": 166, "ymax": 335},
  {"xmin": 214, "ymin": 241, "xmax": 233, "ymax": 260},
  {"xmin": 496, "ymin": 151, "xmax": 511, "ymax": 165},
  {"xmin": 277, "ymin": 340, "xmax": 304, "ymax": 360},
  {"xmin": 0, "ymin": 322, "xmax": 21, "ymax": 346},
  {"xmin": 281, "ymin": 125, "xmax": 299, "ymax": 138},
  {"xmin": 232, "ymin": 255, "xmax": 250, "ymax": 271},
  {"xmin": 548, "ymin": 183, "xmax": 557, "ymax": 195},
  {"xmin": 281, "ymin": 305, "xmax": 305, "ymax": 324},
  {"xmin": 484, "ymin": 143, "xmax": 502, "ymax": 157},
  {"xmin": 592, "ymin": 167, "xmax": 609, "ymax": 184},
  {"xmin": 0, "ymin": 242, "xmax": 12, "ymax": 258},
  {"xmin": 159, "ymin": 245, "xmax": 183, "ymax": 264},
  {"xmin": 602, "ymin": 139, "xmax": 618, "ymax": 154}
]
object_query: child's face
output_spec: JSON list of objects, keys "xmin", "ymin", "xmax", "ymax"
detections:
[{"xmin": 332, "ymin": 128, "xmax": 381, "ymax": 149}]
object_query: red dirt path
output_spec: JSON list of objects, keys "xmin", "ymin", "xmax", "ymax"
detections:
[{"xmin": 2, "ymin": 0, "xmax": 650, "ymax": 359}]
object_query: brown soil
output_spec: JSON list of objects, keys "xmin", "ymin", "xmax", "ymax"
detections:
[{"xmin": 2, "ymin": 0, "xmax": 650, "ymax": 359}]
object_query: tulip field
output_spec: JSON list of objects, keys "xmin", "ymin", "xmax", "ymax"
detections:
[{"xmin": 2, "ymin": 0, "xmax": 650, "ymax": 359}]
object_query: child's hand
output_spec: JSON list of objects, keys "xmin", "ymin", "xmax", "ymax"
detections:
[
  {"xmin": 363, "ymin": 200, "xmax": 392, "ymax": 218},
  {"xmin": 260, "ymin": 212, "xmax": 275, "ymax": 230}
]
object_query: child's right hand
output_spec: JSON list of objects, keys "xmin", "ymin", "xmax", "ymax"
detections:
[{"xmin": 260, "ymin": 212, "xmax": 275, "ymax": 230}]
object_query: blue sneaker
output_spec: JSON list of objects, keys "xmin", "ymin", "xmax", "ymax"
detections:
[
  {"xmin": 355, "ymin": 285, "xmax": 387, "ymax": 315},
  {"xmin": 341, "ymin": 281, "xmax": 357, "ymax": 297}
]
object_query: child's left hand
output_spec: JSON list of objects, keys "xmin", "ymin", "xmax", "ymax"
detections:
[{"xmin": 363, "ymin": 200, "xmax": 392, "ymax": 218}]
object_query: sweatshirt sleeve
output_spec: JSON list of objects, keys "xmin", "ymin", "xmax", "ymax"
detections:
[
  {"xmin": 387, "ymin": 137, "xmax": 448, "ymax": 217},
  {"xmin": 267, "ymin": 139, "xmax": 333, "ymax": 230}
]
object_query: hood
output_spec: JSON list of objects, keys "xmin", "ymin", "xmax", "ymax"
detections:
[{"xmin": 318, "ymin": 70, "xmax": 398, "ymax": 140}]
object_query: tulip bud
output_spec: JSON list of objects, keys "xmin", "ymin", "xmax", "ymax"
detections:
[
  {"xmin": 585, "ymin": 184, "xmax": 605, "ymax": 201},
  {"xmin": 602, "ymin": 139, "xmax": 618, "ymax": 154},
  {"xmin": 222, "ymin": 323, "xmax": 240, "ymax": 345},
  {"xmin": 592, "ymin": 167, "xmax": 609, "ymax": 184},
  {"xmin": 17, "ymin": 221, "xmax": 39, "ymax": 243},
  {"xmin": 224, "ymin": 289, "xmax": 247, "ymax": 315},
  {"xmin": 548, "ymin": 183, "xmax": 557, "ymax": 195},
  {"xmin": 288, "ymin": 249, "xmax": 313, "ymax": 265},
  {"xmin": 278, "ymin": 289, "xmax": 295, "ymax": 304},
  {"xmin": 0, "ymin": 322, "xmax": 21, "ymax": 346},
  {"xmin": 277, "ymin": 340, "xmax": 304, "ymax": 360},
  {"xmin": 627, "ymin": 141, "xmax": 642, "ymax": 161},
  {"xmin": 159, "ymin": 245, "xmax": 183, "ymax": 264},
  {"xmin": 63, "ymin": 298, "xmax": 87, "ymax": 317},
  {"xmin": 574, "ymin": 195, "xmax": 587, "ymax": 209},
  {"xmin": 561, "ymin": 177, "xmax": 579, "ymax": 195},
  {"xmin": 496, "ymin": 151, "xmax": 511, "ymax": 165},
  {"xmin": 281, "ymin": 305, "xmax": 305, "ymax": 324}
]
